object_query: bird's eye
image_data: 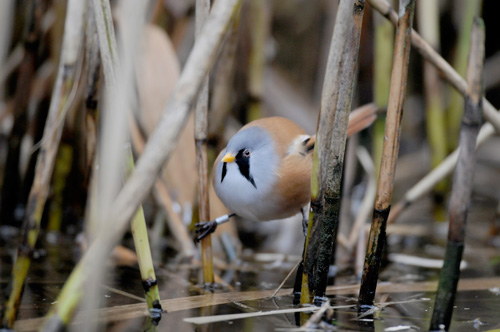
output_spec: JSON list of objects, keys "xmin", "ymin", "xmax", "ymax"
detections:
[{"xmin": 243, "ymin": 149, "xmax": 251, "ymax": 157}]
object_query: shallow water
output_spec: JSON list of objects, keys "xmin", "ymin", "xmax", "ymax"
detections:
[{"xmin": 3, "ymin": 226, "xmax": 500, "ymax": 332}]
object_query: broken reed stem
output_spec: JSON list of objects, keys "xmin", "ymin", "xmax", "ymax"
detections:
[
  {"xmin": 246, "ymin": 0, "xmax": 270, "ymax": 122},
  {"xmin": 417, "ymin": 0, "xmax": 448, "ymax": 221},
  {"xmin": 430, "ymin": 17, "xmax": 484, "ymax": 331},
  {"xmin": 300, "ymin": 0, "xmax": 365, "ymax": 305},
  {"xmin": 0, "ymin": 1, "xmax": 85, "ymax": 328},
  {"xmin": 447, "ymin": 1, "xmax": 482, "ymax": 151},
  {"xmin": 358, "ymin": 0, "xmax": 414, "ymax": 308},
  {"xmin": 127, "ymin": 150, "xmax": 162, "ymax": 312},
  {"xmin": 372, "ymin": 0, "xmax": 394, "ymax": 179},
  {"xmin": 195, "ymin": 0, "xmax": 214, "ymax": 285},
  {"xmin": 367, "ymin": 0, "xmax": 500, "ymax": 133}
]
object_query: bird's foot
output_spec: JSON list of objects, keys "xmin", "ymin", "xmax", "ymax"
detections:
[{"xmin": 194, "ymin": 221, "xmax": 218, "ymax": 242}]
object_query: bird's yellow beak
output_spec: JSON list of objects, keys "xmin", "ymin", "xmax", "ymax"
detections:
[{"xmin": 222, "ymin": 153, "xmax": 235, "ymax": 163}]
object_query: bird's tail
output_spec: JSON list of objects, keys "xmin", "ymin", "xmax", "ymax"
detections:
[{"xmin": 303, "ymin": 103, "xmax": 378, "ymax": 154}]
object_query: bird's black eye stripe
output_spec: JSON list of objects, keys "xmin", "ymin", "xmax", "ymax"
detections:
[
  {"xmin": 221, "ymin": 162, "xmax": 227, "ymax": 183},
  {"xmin": 236, "ymin": 149, "xmax": 256, "ymax": 188}
]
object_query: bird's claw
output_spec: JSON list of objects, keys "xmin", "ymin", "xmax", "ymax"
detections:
[{"xmin": 194, "ymin": 221, "xmax": 218, "ymax": 242}]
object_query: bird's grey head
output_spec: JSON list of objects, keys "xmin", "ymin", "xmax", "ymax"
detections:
[{"xmin": 218, "ymin": 126, "xmax": 276, "ymax": 190}]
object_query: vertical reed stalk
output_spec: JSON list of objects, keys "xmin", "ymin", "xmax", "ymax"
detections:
[
  {"xmin": 195, "ymin": 0, "xmax": 214, "ymax": 286},
  {"xmin": 417, "ymin": 0, "xmax": 448, "ymax": 221},
  {"xmin": 127, "ymin": 151, "xmax": 162, "ymax": 313},
  {"xmin": 372, "ymin": 0, "xmax": 394, "ymax": 179},
  {"xmin": 300, "ymin": 0, "xmax": 365, "ymax": 305},
  {"xmin": 447, "ymin": 0, "xmax": 482, "ymax": 151},
  {"xmin": 0, "ymin": 1, "xmax": 85, "ymax": 328},
  {"xmin": 358, "ymin": 0, "xmax": 414, "ymax": 308},
  {"xmin": 430, "ymin": 18, "xmax": 484, "ymax": 331},
  {"xmin": 246, "ymin": 0, "xmax": 270, "ymax": 122}
]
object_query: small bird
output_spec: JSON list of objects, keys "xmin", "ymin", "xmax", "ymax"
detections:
[{"xmin": 195, "ymin": 105, "xmax": 377, "ymax": 241}]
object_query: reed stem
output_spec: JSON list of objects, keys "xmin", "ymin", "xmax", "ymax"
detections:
[
  {"xmin": 300, "ymin": 0, "xmax": 365, "ymax": 305},
  {"xmin": 430, "ymin": 17, "xmax": 484, "ymax": 331},
  {"xmin": 127, "ymin": 150, "xmax": 162, "ymax": 312},
  {"xmin": 358, "ymin": 0, "xmax": 414, "ymax": 308},
  {"xmin": 195, "ymin": 0, "xmax": 215, "ymax": 286}
]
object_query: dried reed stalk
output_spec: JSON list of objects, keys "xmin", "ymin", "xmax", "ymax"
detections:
[
  {"xmin": 417, "ymin": 0, "xmax": 448, "ymax": 220},
  {"xmin": 127, "ymin": 151, "xmax": 162, "ymax": 313},
  {"xmin": 358, "ymin": 0, "xmax": 414, "ymax": 308},
  {"xmin": 430, "ymin": 17, "xmax": 484, "ymax": 331},
  {"xmin": 195, "ymin": 0, "xmax": 214, "ymax": 285},
  {"xmin": 300, "ymin": 0, "xmax": 365, "ymax": 305},
  {"xmin": 1, "ymin": 1, "xmax": 85, "ymax": 328}
]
